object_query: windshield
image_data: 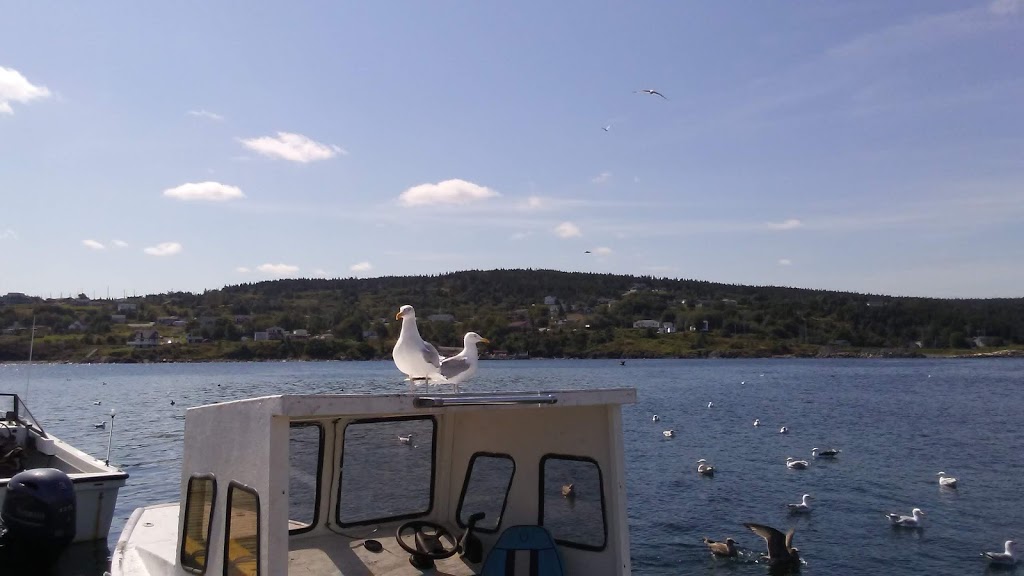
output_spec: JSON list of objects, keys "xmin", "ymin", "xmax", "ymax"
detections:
[{"xmin": 0, "ymin": 394, "xmax": 46, "ymax": 437}]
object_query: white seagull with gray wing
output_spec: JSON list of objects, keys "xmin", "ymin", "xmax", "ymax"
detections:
[
  {"xmin": 438, "ymin": 331, "xmax": 489, "ymax": 392},
  {"xmin": 392, "ymin": 305, "xmax": 443, "ymax": 382}
]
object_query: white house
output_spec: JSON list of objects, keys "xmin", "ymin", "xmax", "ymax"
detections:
[
  {"xmin": 127, "ymin": 329, "xmax": 160, "ymax": 348},
  {"xmin": 660, "ymin": 322, "xmax": 676, "ymax": 334}
]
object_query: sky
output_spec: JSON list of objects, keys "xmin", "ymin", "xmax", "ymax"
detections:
[{"xmin": 1, "ymin": 1, "xmax": 1023, "ymax": 299}]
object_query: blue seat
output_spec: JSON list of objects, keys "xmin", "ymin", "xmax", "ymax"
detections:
[{"xmin": 479, "ymin": 525, "xmax": 564, "ymax": 576}]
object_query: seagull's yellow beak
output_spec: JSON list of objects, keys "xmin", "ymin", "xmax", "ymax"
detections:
[
  {"xmin": 480, "ymin": 337, "xmax": 490, "ymax": 344},
  {"xmin": 395, "ymin": 312, "xmax": 402, "ymax": 320}
]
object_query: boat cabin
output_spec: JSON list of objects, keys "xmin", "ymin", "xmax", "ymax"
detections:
[{"xmin": 113, "ymin": 388, "xmax": 636, "ymax": 575}]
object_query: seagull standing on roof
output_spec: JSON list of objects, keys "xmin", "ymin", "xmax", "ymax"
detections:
[
  {"xmin": 438, "ymin": 332, "xmax": 490, "ymax": 392},
  {"xmin": 392, "ymin": 305, "xmax": 443, "ymax": 382},
  {"xmin": 634, "ymin": 88, "xmax": 668, "ymax": 99}
]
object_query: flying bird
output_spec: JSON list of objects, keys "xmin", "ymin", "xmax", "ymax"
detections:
[
  {"xmin": 886, "ymin": 508, "xmax": 925, "ymax": 528},
  {"xmin": 392, "ymin": 305, "xmax": 443, "ymax": 382},
  {"xmin": 601, "ymin": 125, "xmax": 611, "ymax": 132},
  {"xmin": 438, "ymin": 332, "xmax": 490, "ymax": 392},
  {"xmin": 634, "ymin": 88, "xmax": 668, "ymax": 99},
  {"xmin": 584, "ymin": 250, "xmax": 592, "ymax": 254},
  {"xmin": 744, "ymin": 523, "xmax": 800, "ymax": 568},
  {"xmin": 982, "ymin": 540, "xmax": 1018, "ymax": 566},
  {"xmin": 701, "ymin": 536, "xmax": 737, "ymax": 557}
]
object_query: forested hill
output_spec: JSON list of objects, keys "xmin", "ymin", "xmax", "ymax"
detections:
[{"xmin": 3, "ymin": 269, "xmax": 1023, "ymax": 361}]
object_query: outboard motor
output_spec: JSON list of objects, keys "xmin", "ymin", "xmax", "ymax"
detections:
[{"xmin": 1, "ymin": 468, "xmax": 76, "ymax": 551}]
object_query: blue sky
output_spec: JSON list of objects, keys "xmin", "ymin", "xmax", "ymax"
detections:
[{"xmin": 2, "ymin": 1, "xmax": 1022, "ymax": 299}]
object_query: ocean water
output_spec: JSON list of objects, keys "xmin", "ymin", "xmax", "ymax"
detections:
[{"xmin": 1, "ymin": 358, "xmax": 1022, "ymax": 575}]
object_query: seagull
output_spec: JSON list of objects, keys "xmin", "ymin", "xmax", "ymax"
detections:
[
  {"xmin": 886, "ymin": 508, "xmax": 925, "ymax": 528},
  {"xmin": 788, "ymin": 494, "xmax": 813, "ymax": 513},
  {"xmin": 936, "ymin": 471, "xmax": 958, "ymax": 488},
  {"xmin": 779, "ymin": 426, "xmax": 789, "ymax": 434},
  {"xmin": 392, "ymin": 305, "xmax": 443, "ymax": 382},
  {"xmin": 93, "ymin": 401, "xmax": 102, "ymax": 405},
  {"xmin": 438, "ymin": 332, "xmax": 490, "ymax": 392},
  {"xmin": 663, "ymin": 430, "xmax": 676, "ymax": 438},
  {"xmin": 584, "ymin": 250, "xmax": 592, "ymax": 253},
  {"xmin": 652, "ymin": 415, "xmax": 660, "ymax": 422},
  {"xmin": 982, "ymin": 540, "xmax": 1018, "ymax": 566},
  {"xmin": 94, "ymin": 422, "xmax": 106, "ymax": 429},
  {"xmin": 561, "ymin": 483, "xmax": 576, "ymax": 498},
  {"xmin": 701, "ymin": 536, "xmax": 737, "ymax": 557},
  {"xmin": 601, "ymin": 125, "xmax": 611, "ymax": 132},
  {"xmin": 812, "ymin": 447, "xmax": 840, "ymax": 458},
  {"xmin": 753, "ymin": 419, "xmax": 760, "ymax": 427},
  {"xmin": 707, "ymin": 401, "xmax": 714, "ymax": 408},
  {"xmin": 634, "ymin": 88, "xmax": 668, "ymax": 99},
  {"xmin": 398, "ymin": 434, "xmax": 413, "ymax": 444},
  {"xmin": 744, "ymin": 523, "xmax": 800, "ymax": 568},
  {"xmin": 697, "ymin": 459, "xmax": 715, "ymax": 476},
  {"xmin": 786, "ymin": 457, "xmax": 809, "ymax": 470}
]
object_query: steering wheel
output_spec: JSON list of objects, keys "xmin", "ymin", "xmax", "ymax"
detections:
[{"xmin": 395, "ymin": 520, "xmax": 459, "ymax": 561}]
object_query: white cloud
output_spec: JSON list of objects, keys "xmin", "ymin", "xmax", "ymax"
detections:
[
  {"xmin": 163, "ymin": 181, "xmax": 245, "ymax": 202},
  {"xmin": 144, "ymin": 242, "xmax": 183, "ymax": 256},
  {"xmin": 187, "ymin": 109, "xmax": 224, "ymax": 121},
  {"xmin": 350, "ymin": 261, "xmax": 372, "ymax": 273},
  {"xmin": 235, "ymin": 267, "xmax": 250, "ymax": 273},
  {"xmin": 112, "ymin": 239, "xmax": 128, "ymax": 248},
  {"xmin": 82, "ymin": 239, "xmax": 105, "ymax": 250},
  {"xmin": 765, "ymin": 218, "xmax": 803, "ymax": 230},
  {"xmin": 778, "ymin": 258, "xmax": 793, "ymax": 266},
  {"xmin": 525, "ymin": 196, "xmax": 544, "ymax": 210},
  {"xmin": 0, "ymin": 228, "xmax": 17, "ymax": 240},
  {"xmin": 554, "ymin": 221, "xmax": 582, "ymax": 238},
  {"xmin": 312, "ymin": 268, "xmax": 327, "ymax": 276},
  {"xmin": 593, "ymin": 246, "xmax": 613, "ymax": 256},
  {"xmin": 399, "ymin": 179, "xmax": 500, "ymax": 207},
  {"xmin": 591, "ymin": 171, "xmax": 612, "ymax": 185},
  {"xmin": 0, "ymin": 66, "xmax": 50, "ymax": 114},
  {"xmin": 257, "ymin": 263, "xmax": 298, "ymax": 275},
  {"xmin": 239, "ymin": 132, "xmax": 345, "ymax": 163},
  {"xmin": 990, "ymin": 0, "xmax": 1022, "ymax": 15}
]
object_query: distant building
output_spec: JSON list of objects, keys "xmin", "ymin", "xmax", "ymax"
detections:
[
  {"xmin": 660, "ymin": 322, "xmax": 676, "ymax": 334},
  {"xmin": 543, "ymin": 296, "xmax": 558, "ymax": 306},
  {"xmin": 127, "ymin": 329, "xmax": 160, "ymax": 347},
  {"xmin": 110, "ymin": 314, "xmax": 127, "ymax": 324},
  {"xmin": 117, "ymin": 302, "xmax": 138, "ymax": 313},
  {"xmin": 633, "ymin": 319, "xmax": 660, "ymax": 329}
]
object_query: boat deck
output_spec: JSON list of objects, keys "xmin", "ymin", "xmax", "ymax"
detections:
[{"xmin": 288, "ymin": 531, "xmax": 477, "ymax": 576}]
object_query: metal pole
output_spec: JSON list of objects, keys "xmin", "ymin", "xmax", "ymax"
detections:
[{"xmin": 105, "ymin": 409, "xmax": 116, "ymax": 466}]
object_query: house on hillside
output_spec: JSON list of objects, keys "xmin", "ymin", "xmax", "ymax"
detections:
[
  {"xmin": 543, "ymin": 296, "xmax": 558, "ymax": 306},
  {"xmin": 660, "ymin": 322, "xmax": 676, "ymax": 334},
  {"xmin": 127, "ymin": 329, "xmax": 160, "ymax": 347},
  {"xmin": 110, "ymin": 314, "xmax": 127, "ymax": 324},
  {"xmin": 117, "ymin": 302, "xmax": 138, "ymax": 313},
  {"xmin": 633, "ymin": 319, "xmax": 660, "ymax": 329}
]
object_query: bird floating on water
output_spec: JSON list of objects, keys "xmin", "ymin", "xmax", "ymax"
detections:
[
  {"xmin": 786, "ymin": 457, "xmax": 809, "ymax": 470},
  {"xmin": 886, "ymin": 508, "xmax": 925, "ymax": 528},
  {"xmin": 398, "ymin": 434, "xmax": 413, "ymax": 444},
  {"xmin": 753, "ymin": 419, "xmax": 760, "ymax": 427},
  {"xmin": 779, "ymin": 426, "xmax": 789, "ymax": 434},
  {"xmin": 707, "ymin": 401, "xmax": 714, "ymax": 409},
  {"xmin": 697, "ymin": 459, "xmax": 715, "ymax": 476},
  {"xmin": 652, "ymin": 415, "xmax": 660, "ymax": 422},
  {"xmin": 634, "ymin": 88, "xmax": 668, "ymax": 99},
  {"xmin": 94, "ymin": 422, "xmax": 106, "ymax": 429},
  {"xmin": 701, "ymin": 536, "xmax": 737, "ymax": 557},
  {"xmin": 937, "ymin": 471, "xmax": 958, "ymax": 488},
  {"xmin": 812, "ymin": 447, "xmax": 840, "ymax": 458},
  {"xmin": 788, "ymin": 494, "xmax": 813, "ymax": 513},
  {"xmin": 392, "ymin": 305, "xmax": 443, "ymax": 382},
  {"xmin": 744, "ymin": 523, "xmax": 801, "ymax": 568},
  {"xmin": 438, "ymin": 332, "xmax": 489, "ymax": 392},
  {"xmin": 982, "ymin": 540, "xmax": 1018, "ymax": 566},
  {"xmin": 93, "ymin": 401, "xmax": 102, "ymax": 405},
  {"xmin": 663, "ymin": 430, "xmax": 676, "ymax": 438}
]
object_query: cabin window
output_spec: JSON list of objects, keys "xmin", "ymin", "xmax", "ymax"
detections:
[
  {"xmin": 337, "ymin": 416, "xmax": 435, "ymax": 526},
  {"xmin": 288, "ymin": 423, "xmax": 323, "ymax": 533},
  {"xmin": 224, "ymin": 482, "xmax": 260, "ymax": 576},
  {"xmin": 180, "ymin": 474, "xmax": 216, "ymax": 574},
  {"xmin": 457, "ymin": 453, "xmax": 515, "ymax": 533},
  {"xmin": 539, "ymin": 455, "xmax": 607, "ymax": 551}
]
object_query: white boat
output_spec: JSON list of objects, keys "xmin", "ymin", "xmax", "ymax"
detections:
[
  {"xmin": 112, "ymin": 388, "xmax": 636, "ymax": 575},
  {"xmin": 0, "ymin": 392, "xmax": 129, "ymax": 543}
]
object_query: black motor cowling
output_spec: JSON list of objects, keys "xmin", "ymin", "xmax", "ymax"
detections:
[{"xmin": 1, "ymin": 468, "xmax": 76, "ymax": 550}]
